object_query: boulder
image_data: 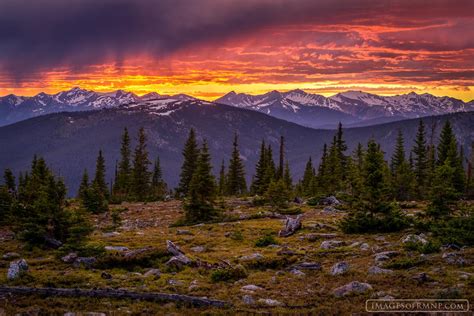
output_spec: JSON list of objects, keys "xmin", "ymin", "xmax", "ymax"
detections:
[
  {"xmin": 241, "ymin": 284, "xmax": 264, "ymax": 292},
  {"xmin": 292, "ymin": 262, "xmax": 322, "ymax": 270},
  {"xmin": 44, "ymin": 236, "xmax": 63, "ymax": 249},
  {"xmin": 320, "ymin": 196, "xmax": 341, "ymax": 206},
  {"xmin": 242, "ymin": 295, "xmax": 255, "ymax": 305},
  {"xmin": 402, "ymin": 234, "xmax": 428, "ymax": 245},
  {"xmin": 61, "ymin": 252, "xmax": 78, "ymax": 263},
  {"xmin": 333, "ymin": 281, "xmax": 373, "ymax": 297},
  {"xmin": 320, "ymin": 240, "xmax": 345, "ymax": 249},
  {"xmin": 290, "ymin": 269, "xmax": 305, "ymax": 277},
  {"xmin": 240, "ymin": 253, "xmax": 264, "ymax": 261},
  {"xmin": 176, "ymin": 229, "xmax": 193, "ymax": 236},
  {"xmin": 412, "ymin": 272, "xmax": 432, "ymax": 283},
  {"xmin": 166, "ymin": 241, "xmax": 192, "ymax": 268},
  {"xmin": 323, "ymin": 206, "xmax": 336, "ymax": 213},
  {"xmin": 293, "ymin": 197, "xmax": 303, "ymax": 204},
  {"xmin": 7, "ymin": 259, "xmax": 28, "ymax": 280},
  {"xmin": 143, "ymin": 269, "xmax": 161, "ymax": 278},
  {"xmin": 442, "ymin": 252, "xmax": 468, "ymax": 266},
  {"xmin": 279, "ymin": 214, "xmax": 302, "ymax": 237},
  {"xmin": 73, "ymin": 257, "xmax": 97, "ymax": 268},
  {"xmin": 368, "ymin": 266, "xmax": 393, "ymax": 275},
  {"xmin": 102, "ymin": 231, "xmax": 120, "ymax": 238},
  {"xmin": 330, "ymin": 262, "xmax": 350, "ymax": 275},
  {"xmin": 101, "ymin": 271, "xmax": 112, "ymax": 279},
  {"xmin": 104, "ymin": 246, "xmax": 129, "ymax": 252},
  {"xmin": 360, "ymin": 243, "xmax": 370, "ymax": 251},
  {"xmin": 190, "ymin": 246, "xmax": 206, "ymax": 253}
]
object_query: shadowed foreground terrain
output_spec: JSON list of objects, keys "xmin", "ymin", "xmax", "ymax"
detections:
[{"xmin": 1, "ymin": 198, "xmax": 473, "ymax": 314}]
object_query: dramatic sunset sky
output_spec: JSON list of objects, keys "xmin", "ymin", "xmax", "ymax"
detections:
[{"xmin": 0, "ymin": 0, "xmax": 473, "ymax": 101}]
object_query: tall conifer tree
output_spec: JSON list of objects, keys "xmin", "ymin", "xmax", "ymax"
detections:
[
  {"xmin": 132, "ymin": 127, "xmax": 151, "ymax": 200},
  {"xmin": 226, "ymin": 133, "xmax": 247, "ymax": 195},
  {"xmin": 178, "ymin": 128, "xmax": 200, "ymax": 196}
]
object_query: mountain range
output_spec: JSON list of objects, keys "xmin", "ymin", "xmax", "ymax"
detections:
[
  {"xmin": 1, "ymin": 88, "xmax": 473, "ymax": 128},
  {"xmin": 1, "ymin": 96, "xmax": 473, "ymax": 195}
]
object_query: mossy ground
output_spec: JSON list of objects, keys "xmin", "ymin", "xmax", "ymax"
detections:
[{"xmin": 1, "ymin": 199, "xmax": 473, "ymax": 314}]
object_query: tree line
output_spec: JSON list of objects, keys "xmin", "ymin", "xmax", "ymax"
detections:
[{"xmin": 1, "ymin": 120, "xmax": 473, "ymax": 248}]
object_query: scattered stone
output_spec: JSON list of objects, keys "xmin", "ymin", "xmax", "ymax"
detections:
[
  {"xmin": 323, "ymin": 206, "xmax": 336, "ymax": 213},
  {"xmin": 442, "ymin": 252, "xmax": 467, "ymax": 266},
  {"xmin": 168, "ymin": 279, "xmax": 183, "ymax": 286},
  {"xmin": 61, "ymin": 252, "xmax": 78, "ymax": 263},
  {"xmin": 7, "ymin": 259, "xmax": 28, "ymax": 280},
  {"xmin": 190, "ymin": 246, "xmax": 206, "ymax": 253},
  {"xmin": 240, "ymin": 253, "xmax": 264, "ymax": 261},
  {"xmin": 374, "ymin": 251, "xmax": 399, "ymax": 264},
  {"xmin": 258, "ymin": 298, "xmax": 284, "ymax": 307},
  {"xmin": 333, "ymin": 281, "xmax": 373, "ymax": 297},
  {"xmin": 176, "ymin": 229, "xmax": 193, "ymax": 236},
  {"xmin": 368, "ymin": 266, "xmax": 393, "ymax": 275},
  {"xmin": 104, "ymin": 246, "xmax": 129, "ymax": 252},
  {"xmin": 242, "ymin": 295, "xmax": 255, "ymax": 305},
  {"xmin": 320, "ymin": 196, "xmax": 341, "ymax": 206},
  {"xmin": 279, "ymin": 214, "xmax": 302, "ymax": 237},
  {"xmin": 102, "ymin": 231, "xmax": 120, "ymax": 238},
  {"xmin": 143, "ymin": 269, "xmax": 161, "ymax": 278},
  {"xmin": 166, "ymin": 241, "xmax": 192, "ymax": 268},
  {"xmin": 412, "ymin": 272, "xmax": 432, "ymax": 283},
  {"xmin": 402, "ymin": 234, "xmax": 428, "ymax": 245},
  {"xmin": 101, "ymin": 271, "xmax": 112, "ymax": 280},
  {"xmin": 307, "ymin": 222, "xmax": 338, "ymax": 231},
  {"xmin": 330, "ymin": 262, "xmax": 350, "ymax": 276},
  {"xmin": 44, "ymin": 236, "xmax": 63, "ymax": 249},
  {"xmin": 277, "ymin": 248, "xmax": 296, "ymax": 256},
  {"xmin": 373, "ymin": 291, "xmax": 394, "ymax": 300},
  {"xmin": 2, "ymin": 252, "xmax": 20, "ymax": 260},
  {"xmin": 292, "ymin": 262, "xmax": 322, "ymax": 270},
  {"xmin": 241, "ymin": 284, "xmax": 264, "ymax": 292},
  {"xmin": 73, "ymin": 257, "xmax": 97, "ymax": 269},
  {"xmin": 360, "ymin": 243, "xmax": 370, "ymax": 251},
  {"xmin": 124, "ymin": 247, "xmax": 154, "ymax": 258},
  {"xmin": 441, "ymin": 243, "xmax": 462, "ymax": 251},
  {"xmin": 375, "ymin": 236, "xmax": 386, "ymax": 241},
  {"xmin": 349, "ymin": 242, "xmax": 360, "ymax": 248},
  {"xmin": 320, "ymin": 240, "xmax": 345, "ymax": 249},
  {"xmin": 188, "ymin": 280, "xmax": 198, "ymax": 291},
  {"xmin": 458, "ymin": 272, "xmax": 472, "ymax": 280},
  {"xmin": 294, "ymin": 197, "xmax": 303, "ymax": 204},
  {"xmin": 290, "ymin": 269, "xmax": 305, "ymax": 277}
]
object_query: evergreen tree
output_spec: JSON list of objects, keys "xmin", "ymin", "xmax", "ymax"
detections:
[
  {"xmin": 3, "ymin": 169, "xmax": 15, "ymax": 193},
  {"xmin": 277, "ymin": 136, "xmax": 285, "ymax": 179},
  {"xmin": 283, "ymin": 161, "xmax": 292, "ymax": 190},
  {"xmin": 391, "ymin": 130, "xmax": 406, "ymax": 173},
  {"xmin": 218, "ymin": 160, "xmax": 226, "ymax": 196},
  {"xmin": 184, "ymin": 141, "xmax": 218, "ymax": 223},
  {"xmin": 263, "ymin": 144, "xmax": 276, "ymax": 189},
  {"xmin": 226, "ymin": 133, "xmax": 247, "ymax": 195},
  {"xmin": 316, "ymin": 143, "xmax": 329, "ymax": 193},
  {"xmin": 336, "ymin": 122, "xmax": 348, "ymax": 175},
  {"xmin": 301, "ymin": 157, "xmax": 315, "ymax": 196},
  {"xmin": 0, "ymin": 169, "xmax": 15, "ymax": 224},
  {"xmin": 151, "ymin": 156, "xmax": 167, "ymax": 200},
  {"xmin": 466, "ymin": 142, "xmax": 474, "ymax": 198},
  {"xmin": 390, "ymin": 131, "xmax": 414, "ymax": 200},
  {"xmin": 250, "ymin": 140, "xmax": 267, "ymax": 195},
  {"xmin": 340, "ymin": 140, "xmax": 408, "ymax": 233},
  {"xmin": 412, "ymin": 119, "xmax": 428, "ymax": 198},
  {"xmin": 265, "ymin": 178, "xmax": 290, "ymax": 210},
  {"xmin": 113, "ymin": 127, "xmax": 132, "ymax": 198},
  {"xmin": 93, "ymin": 150, "xmax": 109, "ymax": 199},
  {"xmin": 177, "ymin": 128, "xmax": 200, "ymax": 196},
  {"xmin": 77, "ymin": 169, "xmax": 89, "ymax": 200},
  {"xmin": 132, "ymin": 127, "xmax": 151, "ymax": 200}
]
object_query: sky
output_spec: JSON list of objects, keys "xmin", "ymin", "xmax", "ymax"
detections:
[{"xmin": 0, "ymin": 0, "xmax": 473, "ymax": 101}]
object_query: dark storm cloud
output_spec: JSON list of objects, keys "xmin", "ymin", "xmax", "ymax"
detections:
[{"xmin": 0, "ymin": 0, "xmax": 472, "ymax": 79}]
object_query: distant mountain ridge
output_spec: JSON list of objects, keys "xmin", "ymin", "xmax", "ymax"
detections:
[
  {"xmin": 0, "ymin": 87, "xmax": 196, "ymax": 126},
  {"xmin": 1, "ymin": 87, "xmax": 473, "ymax": 128},
  {"xmin": 216, "ymin": 89, "xmax": 474, "ymax": 128}
]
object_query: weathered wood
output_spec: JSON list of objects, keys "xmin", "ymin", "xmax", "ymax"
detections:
[
  {"xmin": 0, "ymin": 286, "xmax": 230, "ymax": 308},
  {"xmin": 278, "ymin": 214, "xmax": 302, "ymax": 237}
]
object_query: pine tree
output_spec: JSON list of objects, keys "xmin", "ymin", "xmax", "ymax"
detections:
[
  {"xmin": 391, "ymin": 130, "xmax": 406, "ymax": 173},
  {"xmin": 250, "ymin": 140, "xmax": 267, "ymax": 195},
  {"xmin": 437, "ymin": 121, "xmax": 465, "ymax": 194},
  {"xmin": 336, "ymin": 122, "xmax": 348, "ymax": 175},
  {"xmin": 412, "ymin": 119, "xmax": 428, "ymax": 198},
  {"xmin": 316, "ymin": 143, "xmax": 329, "ymax": 193},
  {"xmin": 184, "ymin": 141, "xmax": 218, "ymax": 223},
  {"xmin": 283, "ymin": 161, "xmax": 292, "ymax": 190},
  {"xmin": 301, "ymin": 157, "xmax": 314, "ymax": 196},
  {"xmin": 178, "ymin": 128, "xmax": 200, "ymax": 197},
  {"xmin": 218, "ymin": 160, "xmax": 226, "ymax": 196},
  {"xmin": 93, "ymin": 150, "xmax": 109, "ymax": 199},
  {"xmin": 437, "ymin": 120, "xmax": 456, "ymax": 165},
  {"xmin": 390, "ymin": 130, "xmax": 414, "ymax": 200},
  {"xmin": 466, "ymin": 142, "xmax": 474, "ymax": 198},
  {"xmin": 226, "ymin": 133, "xmax": 247, "ymax": 196},
  {"xmin": 132, "ymin": 127, "xmax": 151, "ymax": 200},
  {"xmin": 151, "ymin": 156, "xmax": 167, "ymax": 200},
  {"xmin": 113, "ymin": 127, "xmax": 132, "ymax": 198},
  {"xmin": 265, "ymin": 178, "xmax": 290, "ymax": 210},
  {"xmin": 78, "ymin": 169, "xmax": 89, "ymax": 200},
  {"xmin": 263, "ymin": 144, "xmax": 276, "ymax": 189},
  {"xmin": 277, "ymin": 136, "xmax": 285, "ymax": 179}
]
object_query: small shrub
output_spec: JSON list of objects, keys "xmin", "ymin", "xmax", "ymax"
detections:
[
  {"xmin": 229, "ymin": 230, "xmax": 244, "ymax": 241},
  {"xmin": 306, "ymin": 197, "xmax": 319, "ymax": 206},
  {"xmin": 429, "ymin": 213, "xmax": 474, "ymax": 246},
  {"xmin": 244, "ymin": 256, "xmax": 297, "ymax": 270},
  {"xmin": 252, "ymin": 196, "xmax": 267, "ymax": 207},
  {"xmin": 255, "ymin": 233, "xmax": 277, "ymax": 247},
  {"xmin": 384, "ymin": 257, "xmax": 424, "ymax": 269},
  {"xmin": 279, "ymin": 207, "xmax": 303, "ymax": 215},
  {"xmin": 404, "ymin": 241, "xmax": 440, "ymax": 254},
  {"xmin": 210, "ymin": 265, "xmax": 247, "ymax": 282}
]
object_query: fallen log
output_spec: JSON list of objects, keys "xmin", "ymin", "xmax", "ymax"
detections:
[{"xmin": 0, "ymin": 286, "xmax": 230, "ymax": 308}]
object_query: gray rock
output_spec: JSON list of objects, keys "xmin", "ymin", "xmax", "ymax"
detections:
[
  {"xmin": 368, "ymin": 266, "xmax": 393, "ymax": 275},
  {"xmin": 104, "ymin": 246, "xmax": 129, "ymax": 252},
  {"xmin": 242, "ymin": 295, "xmax": 255, "ymax": 305},
  {"xmin": 101, "ymin": 271, "xmax": 112, "ymax": 279},
  {"xmin": 277, "ymin": 248, "xmax": 296, "ymax": 256},
  {"xmin": 323, "ymin": 206, "xmax": 336, "ymax": 213},
  {"xmin": 176, "ymin": 229, "xmax": 193, "ymax": 235},
  {"xmin": 360, "ymin": 243, "xmax": 370, "ymax": 251},
  {"xmin": 374, "ymin": 251, "xmax": 399, "ymax": 264},
  {"xmin": 143, "ymin": 269, "xmax": 161, "ymax": 278},
  {"xmin": 320, "ymin": 240, "xmax": 345, "ymax": 249},
  {"xmin": 290, "ymin": 269, "xmax": 306, "ymax": 277},
  {"xmin": 44, "ymin": 236, "xmax": 63, "ymax": 249},
  {"xmin": 330, "ymin": 262, "xmax": 350, "ymax": 275},
  {"xmin": 412, "ymin": 272, "xmax": 432, "ymax": 283},
  {"xmin": 402, "ymin": 234, "xmax": 428, "ymax": 245},
  {"xmin": 168, "ymin": 279, "xmax": 183, "ymax": 286},
  {"xmin": 73, "ymin": 257, "xmax": 97, "ymax": 268},
  {"xmin": 240, "ymin": 253, "xmax": 264, "ymax": 261},
  {"xmin": 2, "ymin": 252, "xmax": 20, "ymax": 260},
  {"xmin": 320, "ymin": 196, "xmax": 341, "ymax": 206},
  {"xmin": 61, "ymin": 252, "xmax": 78, "ymax": 263},
  {"xmin": 442, "ymin": 252, "xmax": 467, "ymax": 266},
  {"xmin": 190, "ymin": 246, "xmax": 206, "ymax": 253},
  {"xmin": 7, "ymin": 259, "xmax": 28, "ymax": 280},
  {"xmin": 258, "ymin": 298, "xmax": 284, "ymax": 306},
  {"xmin": 102, "ymin": 231, "xmax": 120, "ymax": 237},
  {"xmin": 241, "ymin": 284, "xmax": 264, "ymax": 292},
  {"xmin": 293, "ymin": 262, "xmax": 322, "ymax": 270},
  {"xmin": 333, "ymin": 281, "xmax": 373, "ymax": 297}
]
